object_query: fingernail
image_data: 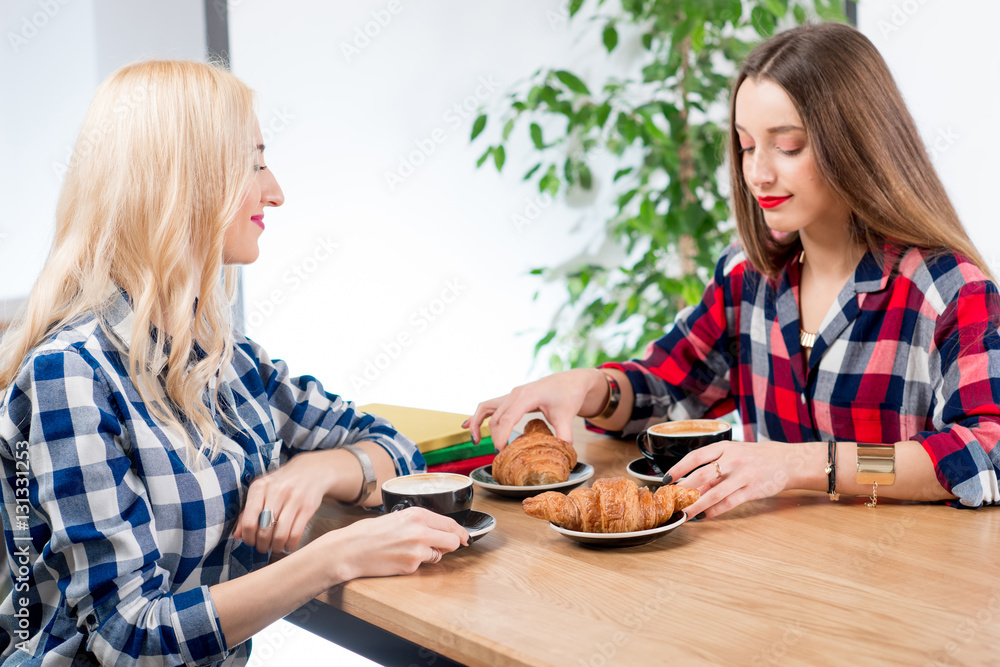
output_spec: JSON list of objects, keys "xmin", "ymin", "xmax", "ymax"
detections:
[
  {"xmin": 662, "ymin": 473, "xmax": 673, "ymax": 484},
  {"xmin": 695, "ymin": 512, "xmax": 706, "ymax": 521},
  {"xmin": 461, "ymin": 420, "xmax": 469, "ymax": 428}
]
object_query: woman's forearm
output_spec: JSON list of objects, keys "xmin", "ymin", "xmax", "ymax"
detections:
[
  {"xmin": 210, "ymin": 535, "xmax": 345, "ymax": 647},
  {"xmin": 795, "ymin": 440, "xmax": 956, "ymax": 502}
]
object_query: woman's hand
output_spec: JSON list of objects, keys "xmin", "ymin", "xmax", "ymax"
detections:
[
  {"xmin": 666, "ymin": 440, "xmax": 822, "ymax": 519},
  {"xmin": 322, "ymin": 507, "xmax": 469, "ymax": 581},
  {"xmin": 234, "ymin": 449, "xmax": 341, "ymax": 554},
  {"xmin": 463, "ymin": 369, "xmax": 609, "ymax": 449}
]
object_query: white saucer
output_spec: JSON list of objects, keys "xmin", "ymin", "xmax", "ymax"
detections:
[{"xmin": 549, "ymin": 511, "xmax": 688, "ymax": 547}]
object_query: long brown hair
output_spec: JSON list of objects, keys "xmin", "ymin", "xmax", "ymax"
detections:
[
  {"xmin": 0, "ymin": 61, "xmax": 255, "ymax": 465},
  {"xmin": 729, "ymin": 22, "xmax": 992, "ymax": 282}
]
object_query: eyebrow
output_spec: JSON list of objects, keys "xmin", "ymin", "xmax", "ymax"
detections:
[{"xmin": 734, "ymin": 123, "xmax": 805, "ymax": 134}]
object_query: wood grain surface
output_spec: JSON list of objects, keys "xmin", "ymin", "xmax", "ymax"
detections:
[{"xmin": 300, "ymin": 420, "xmax": 1000, "ymax": 667}]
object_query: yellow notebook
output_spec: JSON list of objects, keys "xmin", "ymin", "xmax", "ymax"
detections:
[{"xmin": 359, "ymin": 404, "xmax": 491, "ymax": 453}]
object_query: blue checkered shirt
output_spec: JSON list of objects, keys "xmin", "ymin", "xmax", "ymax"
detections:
[{"xmin": 0, "ymin": 288, "xmax": 424, "ymax": 665}]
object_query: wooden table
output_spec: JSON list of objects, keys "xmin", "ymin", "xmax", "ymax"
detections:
[{"xmin": 298, "ymin": 420, "xmax": 1000, "ymax": 667}]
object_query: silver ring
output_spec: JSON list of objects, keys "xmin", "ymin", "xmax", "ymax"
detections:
[
  {"xmin": 426, "ymin": 547, "xmax": 442, "ymax": 564},
  {"xmin": 714, "ymin": 461, "xmax": 723, "ymax": 479},
  {"xmin": 258, "ymin": 509, "xmax": 276, "ymax": 530}
]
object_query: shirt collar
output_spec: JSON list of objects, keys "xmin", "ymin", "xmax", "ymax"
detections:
[
  {"xmin": 786, "ymin": 239, "xmax": 898, "ymax": 295},
  {"xmin": 104, "ymin": 285, "xmax": 206, "ymax": 363}
]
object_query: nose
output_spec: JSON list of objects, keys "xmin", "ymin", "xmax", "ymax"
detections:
[
  {"xmin": 743, "ymin": 151, "xmax": 775, "ymax": 191},
  {"xmin": 260, "ymin": 168, "xmax": 284, "ymax": 208}
]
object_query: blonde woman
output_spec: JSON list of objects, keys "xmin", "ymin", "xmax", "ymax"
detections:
[
  {"xmin": 0, "ymin": 61, "xmax": 467, "ymax": 665},
  {"xmin": 467, "ymin": 23, "xmax": 1000, "ymax": 516}
]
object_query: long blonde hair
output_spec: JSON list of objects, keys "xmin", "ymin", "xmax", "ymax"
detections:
[
  {"xmin": 729, "ymin": 23, "xmax": 993, "ymax": 282},
  {"xmin": 0, "ymin": 60, "xmax": 257, "ymax": 463}
]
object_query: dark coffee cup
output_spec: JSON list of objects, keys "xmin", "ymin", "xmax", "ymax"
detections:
[
  {"xmin": 636, "ymin": 419, "xmax": 732, "ymax": 472},
  {"xmin": 381, "ymin": 473, "xmax": 473, "ymax": 525}
]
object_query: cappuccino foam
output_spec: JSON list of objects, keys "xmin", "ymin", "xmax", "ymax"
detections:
[
  {"xmin": 649, "ymin": 420, "xmax": 728, "ymax": 436},
  {"xmin": 384, "ymin": 474, "xmax": 470, "ymax": 495}
]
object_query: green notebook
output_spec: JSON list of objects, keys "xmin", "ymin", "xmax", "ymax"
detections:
[{"xmin": 422, "ymin": 437, "xmax": 496, "ymax": 466}]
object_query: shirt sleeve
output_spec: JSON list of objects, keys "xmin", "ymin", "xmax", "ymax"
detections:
[
  {"xmin": 2, "ymin": 347, "xmax": 229, "ymax": 666},
  {"xmin": 246, "ymin": 339, "xmax": 424, "ymax": 475},
  {"xmin": 913, "ymin": 279, "xmax": 1000, "ymax": 507},
  {"xmin": 589, "ymin": 246, "xmax": 740, "ymax": 438}
]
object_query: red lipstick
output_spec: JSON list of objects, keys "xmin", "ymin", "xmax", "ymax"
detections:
[
  {"xmin": 758, "ymin": 196, "xmax": 791, "ymax": 209},
  {"xmin": 251, "ymin": 215, "xmax": 265, "ymax": 230}
]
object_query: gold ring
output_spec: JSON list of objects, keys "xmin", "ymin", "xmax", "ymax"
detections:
[{"xmin": 714, "ymin": 461, "xmax": 723, "ymax": 479}]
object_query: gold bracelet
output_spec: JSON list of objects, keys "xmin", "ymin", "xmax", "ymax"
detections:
[
  {"xmin": 856, "ymin": 443, "xmax": 895, "ymax": 508},
  {"xmin": 597, "ymin": 372, "xmax": 621, "ymax": 420}
]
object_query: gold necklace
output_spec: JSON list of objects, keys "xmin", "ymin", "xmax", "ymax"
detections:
[{"xmin": 798, "ymin": 249, "xmax": 818, "ymax": 349}]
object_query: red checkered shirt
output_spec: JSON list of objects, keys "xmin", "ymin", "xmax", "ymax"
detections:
[{"xmin": 595, "ymin": 241, "xmax": 1000, "ymax": 508}]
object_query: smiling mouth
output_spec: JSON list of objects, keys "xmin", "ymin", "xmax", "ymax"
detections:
[
  {"xmin": 757, "ymin": 195, "xmax": 792, "ymax": 209},
  {"xmin": 251, "ymin": 215, "xmax": 265, "ymax": 230}
]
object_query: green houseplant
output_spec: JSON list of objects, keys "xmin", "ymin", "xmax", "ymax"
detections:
[{"xmin": 472, "ymin": 0, "xmax": 846, "ymax": 371}]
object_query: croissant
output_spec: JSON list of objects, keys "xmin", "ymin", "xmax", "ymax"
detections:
[
  {"xmin": 492, "ymin": 419, "xmax": 577, "ymax": 486},
  {"xmin": 522, "ymin": 477, "xmax": 700, "ymax": 533}
]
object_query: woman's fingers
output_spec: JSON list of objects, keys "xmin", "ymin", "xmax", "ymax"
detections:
[
  {"xmin": 681, "ymin": 476, "xmax": 745, "ymax": 519},
  {"xmin": 465, "ymin": 398, "xmax": 502, "ymax": 444},
  {"xmin": 665, "ymin": 441, "xmax": 728, "ymax": 483}
]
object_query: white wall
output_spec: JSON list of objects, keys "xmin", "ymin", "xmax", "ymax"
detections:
[
  {"xmin": 0, "ymin": 0, "xmax": 206, "ymax": 302},
  {"xmin": 858, "ymin": 1, "xmax": 1000, "ymax": 268},
  {"xmin": 228, "ymin": 0, "xmax": 613, "ymax": 414}
]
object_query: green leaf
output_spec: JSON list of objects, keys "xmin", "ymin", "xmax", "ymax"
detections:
[
  {"xmin": 750, "ymin": 6, "xmax": 776, "ymax": 37},
  {"xmin": 763, "ymin": 0, "xmax": 788, "ymax": 17},
  {"xmin": 502, "ymin": 118, "xmax": 515, "ymax": 141},
  {"xmin": 568, "ymin": 0, "xmax": 584, "ymax": 17},
  {"xmin": 539, "ymin": 165, "xmax": 560, "ymax": 196},
  {"xmin": 641, "ymin": 32, "xmax": 654, "ymax": 50},
  {"xmin": 493, "ymin": 145, "xmax": 506, "ymax": 171},
  {"xmin": 578, "ymin": 163, "xmax": 593, "ymax": 190},
  {"xmin": 596, "ymin": 103, "xmax": 612, "ymax": 128},
  {"xmin": 471, "ymin": 114, "xmax": 487, "ymax": 141},
  {"xmin": 613, "ymin": 167, "xmax": 633, "ymax": 182},
  {"xmin": 523, "ymin": 162, "xmax": 543, "ymax": 180},
  {"xmin": 793, "ymin": 4, "xmax": 806, "ymax": 23},
  {"xmin": 534, "ymin": 330, "xmax": 557, "ymax": 355},
  {"xmin": 476, "ymin": 146, "xmax": 493, "ymax": 168},
  {"xmin": 554, "ymin": 70, "xmax": 590, "ymax": 95},
  {"xmin": 530, "ymin": 123, "xmax": 545, "ymax": 149},
  {"xmin": 603, "ymin": 24, "xmax": 618, "ymax": 52}
]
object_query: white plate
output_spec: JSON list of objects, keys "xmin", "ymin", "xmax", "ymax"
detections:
[
  {"xmin": 470, "ymin": 462, "xmax": 595, "ymax": 498},
  {"xmin": 549, "ymin": 511, "xmax": 688, "ymax": 547}
]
